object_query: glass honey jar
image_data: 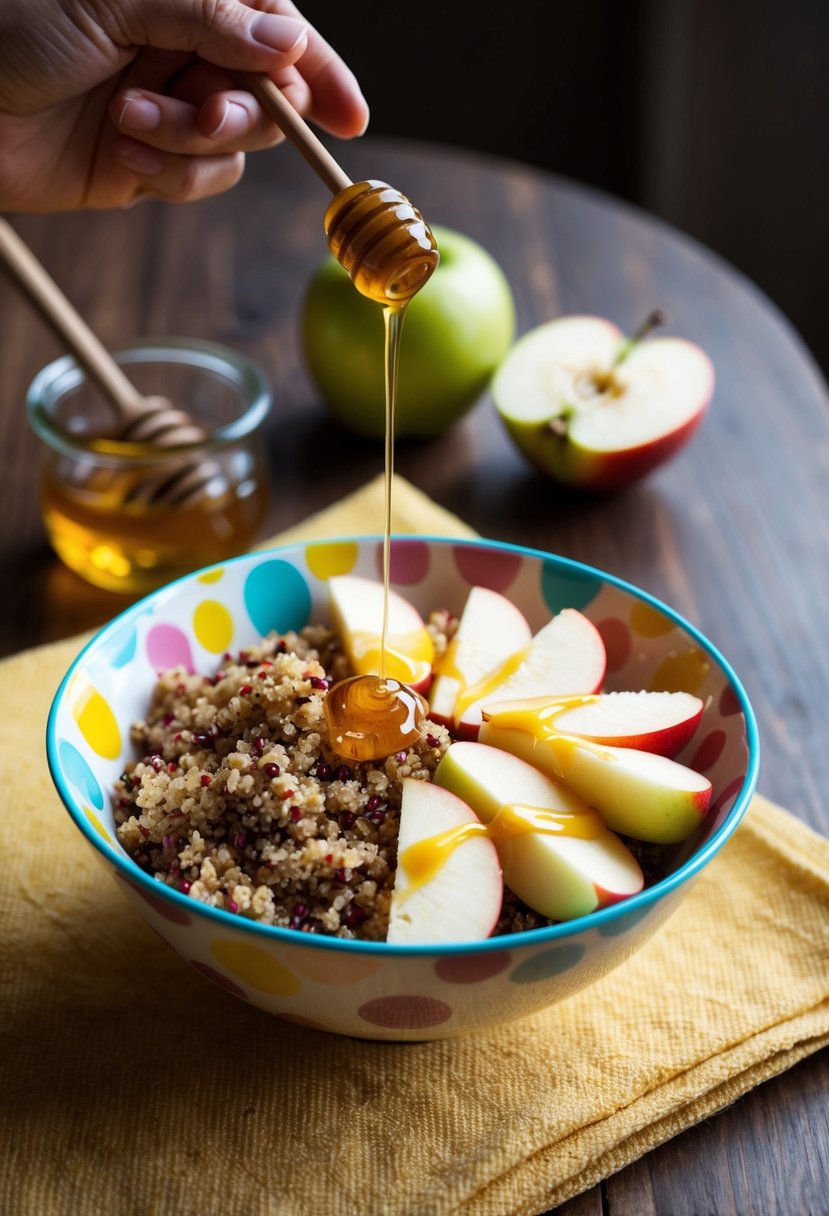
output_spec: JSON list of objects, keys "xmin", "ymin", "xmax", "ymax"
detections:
[{"xmin": 27, "ymin": 338, "xmax": 272, "ymax": 594}]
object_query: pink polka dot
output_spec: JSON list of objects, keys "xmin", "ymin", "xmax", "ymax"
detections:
[
  {"xmin": 375, "ymin": 539, "xmax": 431, "ymax": 585},
  {"xmin": 690, "ymin": 729, "xmax": 727, "ymax": 772},
  {"xmin": 719, "ymin": 685, "xmax": 742, "ymax": 716},
  {"xmin": 358, "ymin": 995, "xmax": 453, "ymax": 1029},
  {"xmin": 452, "ymin": 545, "xmax": 522, "ymax": 593},
  {"xmin": 117, "ymin": 873, "xmax": 192, "ymax": 925},
  {"xmin": 434, "ymin": 951, "xmax": 512, "ymax": 984},
  {"xmin": 190, "ymin": 960, "xmax": 247, "ymax": 998},
  {"xmin": 596, "ymin": 618, "xmax": 631, "ymax": 671},
  {"xmin": 146, "ymin": 623, "xmax": 195, "ymax": 674}
]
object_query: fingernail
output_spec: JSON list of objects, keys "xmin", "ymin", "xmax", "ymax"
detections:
[
  {"xmin": 251, "ymin": 13, "xmax": 308, "ymax": 52},
  {"xmin": 208, "ymin": 100, "xmax": 249, "ymax": 141},
  {"xmin": 118, "ymin": 92, "xmax": 161, "ymax": 133},
  {"xmin": 114, "ymin": 138, "xmax": 163, "ymax": 177},
  {"xmin": 357, "ymin": 106, "xmax": 370, "ymax": 137}
]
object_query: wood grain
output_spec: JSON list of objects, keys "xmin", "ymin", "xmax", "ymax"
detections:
[{"xmin": 1, "ymin": 136, "xmax": 827, "ymax": 1216}]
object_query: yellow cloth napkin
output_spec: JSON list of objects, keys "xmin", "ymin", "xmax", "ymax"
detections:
[{"xmin": 2, "ymin": 475, "xmax": 828, "ymax": 1216}]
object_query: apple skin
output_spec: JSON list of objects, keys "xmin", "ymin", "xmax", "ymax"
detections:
[
  {"xmin": 456, "ymin": 608, "xmax": 606, "ymax": 740},
  {"xmin": 302, "ymin": 225, "xmax": 516, "ymax": 438},
  {"xmin": 478, "ymin": 723, "xmax": 711, "ymax": 844},
  {"xmin": 435, "ymin": 742, "xmax": 643, "ymax": 921},
  {"xmin": 482, "ymin": 691, "xmax": 704, "ymax": 758},
  {"xmin": 492, "ymin": 314, "xmax": 714, "ymax": 490}
]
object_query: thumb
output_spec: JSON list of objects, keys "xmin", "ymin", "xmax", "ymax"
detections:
[{"xmin": 92, "ymin": 1, "xmax": 310, "ymax": 73}]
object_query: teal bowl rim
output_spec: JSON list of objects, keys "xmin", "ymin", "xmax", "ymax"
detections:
[{"xmin": 46, "ymin": 534, "xmax": 761, "ymax": 959}]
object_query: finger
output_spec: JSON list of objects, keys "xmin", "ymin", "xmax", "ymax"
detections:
[
  {"xmin": 237, "ymin": 0, "xmax": 369, "ymax": 136},
  {"xmin": 112, "ymin": 136, "xmax": 246, "ymax": 203},
  {"xmin": 279, "ymin": 39, "xmax": 369, "ymax": 137},
  {"xmin": 92, "ymin": 1, "xmax": 311, "ymax": 75},
  {"xmin": 109, "ymin": 87, "xmax": 286, "ymax": 154}
]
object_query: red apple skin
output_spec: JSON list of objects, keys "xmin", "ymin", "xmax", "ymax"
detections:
[
  {"xmin": 495, "ymin": 323, "xmax": 715, "ymax": 491},
  {"xmin": 566, "ymin": 408, "xmax": 710, "ymax": 491},
  {"xmin": 545, "ymin": 693, "xmax": 704, "ymax": 758},
  {"xmin": 504, "ymin": 403, "xmax": 709, "ymax": 492}
]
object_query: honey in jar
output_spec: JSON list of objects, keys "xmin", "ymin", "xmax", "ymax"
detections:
[{"xmin": 27, "ymin": 340, "xmax": 272, "ymax": 593}]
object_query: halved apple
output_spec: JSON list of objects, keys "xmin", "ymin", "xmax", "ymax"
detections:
[
  {"xmin": 456, "ymin": 608, "xmax": 606, "ymax": 739},
  {"xmin": 429, "ymin": 586, "xmax": 533, "ymax": 726},
  {"xmin": 328, "ymin": 575, "xmax": 434, "ymax": 692},
  {"xmin": 387, "ymin": 778, "xmax": 503, "ymax": 945},
  {"xmin": 482, "ymin": 690, "xmax": 704, "ymax": 758},
  {"xmin": 479, "ymin": 719, "xmax": 711, "ymax": 844},
  {"xmin": 435, "ymin": 742, "xmax": 643, "ymax": 921},
  {"xmin": 492, "ymin": 314, "xmax": 714, "ymax": 490}
]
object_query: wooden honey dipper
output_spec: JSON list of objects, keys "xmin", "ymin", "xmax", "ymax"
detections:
[
  {"xmin": 0, "ymin": 216, "xmax": 219, "ymax": 508},
  {"xmin": 232, "ymin": 73, "xmax": 440, "ymax": 304}
]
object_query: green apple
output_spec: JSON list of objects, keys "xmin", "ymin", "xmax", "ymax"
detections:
[{"xmin": 301, "ymin": 225, "xmax": 516, "ymax": 438}]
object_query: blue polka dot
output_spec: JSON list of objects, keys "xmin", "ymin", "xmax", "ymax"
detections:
[
  {"xmin": 541, "ymin": 562, "xmax": 603, "ymax": 614},
  {"xmin": 58, "ymin": 739, "xmax": 104, "ymax": 810},
  {"xmin": 244, "ymin": 560, "xmax": 312, "ymax": 636},
  {"xmin": 108, "ymin": 624, "xmax": 138, "ymax": 668},
  {"xmin": 598, "ymin": 903, "xmax": 653, "ymax": 937},
  {"xmin": 509, "ymin": 943, "xmax": 585, "ymax": 984}
]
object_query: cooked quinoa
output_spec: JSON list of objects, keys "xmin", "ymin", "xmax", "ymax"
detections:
[{"xmin": 113, "ymin": 616, "xmax": 669, "ymax": 941}]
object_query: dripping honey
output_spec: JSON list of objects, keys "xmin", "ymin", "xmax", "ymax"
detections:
[{"xmin": 323, "ymin": 183, "xmax": 439, "ymax": 762}]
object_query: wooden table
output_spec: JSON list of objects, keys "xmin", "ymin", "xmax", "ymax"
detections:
[{"xmin": 1, "ymin": 136, "xmax": 827, "ymax": 1214}]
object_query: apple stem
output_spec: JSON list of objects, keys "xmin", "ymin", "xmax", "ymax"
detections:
[{"xmin": 613, "ymin": 309, "xmax": 667, "ymax": 367}]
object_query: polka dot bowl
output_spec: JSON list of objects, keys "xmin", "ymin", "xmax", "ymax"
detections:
[{"xmin": 47, "ymin": 536, "xmax": 759, "ymax": 1040}]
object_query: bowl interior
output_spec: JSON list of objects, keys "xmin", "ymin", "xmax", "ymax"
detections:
[{"xmin": 48, "ymin": 536, "xmax": 758, "ymax": 946}]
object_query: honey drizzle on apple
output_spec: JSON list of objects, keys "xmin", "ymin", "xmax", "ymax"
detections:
[
  {"xmin": 398, "ymin": 802, "xmax": 605, "ymax": 898},
  {"xmin": 325, "ymin": 303, "xmax": 428, "ymax": 761}
]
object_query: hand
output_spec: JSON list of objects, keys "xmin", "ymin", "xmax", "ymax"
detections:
[{"xmin": 0, "ymin": 0, "xmax": 369, "ymax": 212}]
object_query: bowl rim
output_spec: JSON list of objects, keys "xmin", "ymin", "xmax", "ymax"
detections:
[{"xmin": 47, "ymin": 534, "xmax": 760, "ymax": 957}]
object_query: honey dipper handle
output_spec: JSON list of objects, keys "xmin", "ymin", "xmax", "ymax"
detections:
[
  {"xmin": 0, "ymin": 217, "xmax": 146, "ymax": 417},
  {"xmin": 233, "ymin": 73, "xmax": 352, "ymax": 195}
]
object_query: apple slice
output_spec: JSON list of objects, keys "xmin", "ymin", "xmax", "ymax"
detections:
[
  {"xmin": 492, "ymin": 314, "xmax": 714, "ymax": 490},
  {"xmin": 387, "ymin": 778, "xmax": 503, "ymax": 945},
  {"xmin": 429, "ymin": 586, "xmax": 533, "ymax": 726},
  {"xmin": 482, "ymin": 690, "xmax": 704, "ymax": 758},
  {"xmin": 456, "ymin": 608, "xmax": 606, "ymax": 739},
  {"xmin": 435, "ymin": 742, "xmax": 643, "ymax": 922},
  {"xmin": 328, "ymin": 575, "xmax": 434, "ymax": 691},
  {"xmin": 479, "ymin": 720, "xmax": 711, "ymax": 844}
]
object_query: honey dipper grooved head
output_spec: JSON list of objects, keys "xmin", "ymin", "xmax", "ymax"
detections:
[{"xmin": 324, "ymin": 180, "xmax": 440, "ymax": 305}]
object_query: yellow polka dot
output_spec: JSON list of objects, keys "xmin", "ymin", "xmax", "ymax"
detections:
[
  {"xmin": 305, "ymin": 541, "xmax": 359, "ymax": 581},
  {"xmin": 71, "ymin": 676, "xmax": 121, "ymax": 759},
  {"xmin": 630, "ymin": 601, "xmax": 675, "ymax": 637},
  {"xmin": 211, "ymin": 939, "xmax": 301, "ymax": 996},
  {"xmin": 86, "ymin": 808, "xmax": 113, "ymax": 844},
  {"xmin": 193, "ymin": 600, "xmax": 233, "ymax": 653},
  {"xmin": 648, "ymin": 648, "xmax": 710, "ymax": 695},
  {"xmin": 284, "ymin": 946, "xmax": 384, "ymax": 986},
  {"xmin": 198, "ymin": 568, "xmax": 225, "ymax": 584}
]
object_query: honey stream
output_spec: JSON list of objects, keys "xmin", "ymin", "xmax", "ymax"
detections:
[{"xmin": 323, "ymin": 301, "xmax": 427, "ymax": 760}]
